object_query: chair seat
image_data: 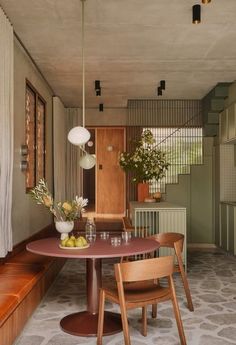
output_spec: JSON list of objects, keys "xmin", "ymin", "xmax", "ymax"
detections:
[{"xmin": 104, "ymin": 281, "xmax": 170, "ymax": 304}]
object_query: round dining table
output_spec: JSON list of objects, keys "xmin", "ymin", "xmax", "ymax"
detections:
[{"xmin": 27, "ymin": 235, "xmax": 160, "ymax": 337}]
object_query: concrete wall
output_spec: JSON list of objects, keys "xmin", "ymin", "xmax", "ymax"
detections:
[
  {"xmin": 12, "ymin": 38, "xmax": 54, "ymax": 245},
  {"xmin": 85, "ymin": 108, "xmax": 127, "ymax": 126}
]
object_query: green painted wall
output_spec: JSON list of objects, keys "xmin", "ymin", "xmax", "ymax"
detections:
[{"xmin": 13, "ymin": 38, "xmax": 54, "ymax": 245}]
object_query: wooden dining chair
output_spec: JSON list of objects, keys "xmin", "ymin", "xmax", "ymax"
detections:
[
  {"xmin": 149, "ymin": 232, "xmax": 194, "ymax": 312},
  {"xmin": 122, "ymin": 216, "xmax": 148, "ymax": 237},
  {"xmin": 121, "ymin": 217, "xmax": 148, "ymax": 262},
  {"xmin": 97, "ymin": 256, "xmax": 187, "ymax": 345}
]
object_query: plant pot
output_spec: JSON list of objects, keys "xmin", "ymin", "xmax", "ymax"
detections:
[
  {"xmin": 137, "ymin": 183, "xmax": 149, "ymax": 202},
  {"xmin": 55, "ymin": 220, "xmax": 74, "ymax": 239}
]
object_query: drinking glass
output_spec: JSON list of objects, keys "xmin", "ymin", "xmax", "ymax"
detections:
[
  {"xmin": 110, "ymin": 236, "xmax": 121, "ymax": 247},
  {"xmin": 85, "ymin": 218, "xmax": 96, "ymax": 243},
  {"xmin": 100, "ymin": 231, "xmax": 109, "ymax": 240},
  {"xmin": 122, "ymin": 231, "xmax": 132, "ymax": 244}
]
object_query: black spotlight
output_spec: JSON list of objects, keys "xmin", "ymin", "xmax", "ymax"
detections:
[
  {"xmin": 160, "ymin": 80, "xmax": 166, "ymax": 90},
  {"xmin": 95, "ymin": 80, "xmax": 100, "ymax": 91},
  {"xmin": 99, "ymin": 103, "xmax": 104, "ymax": 112},
  {"xmin": 157, "ymin": 87, "xmax": 162, "ymax": 96},
  {"xmin": 95, "ymin": 80, "xmax": 101, "ymax": 96},
  {"xmin": 192, "ymin": 4, "xmax": 201, "ymax": 24}
]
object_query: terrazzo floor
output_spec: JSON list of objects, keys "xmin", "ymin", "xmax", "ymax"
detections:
[{"xmin": 14, "ymin": 250, "xmax": 236, "ymax": 345}]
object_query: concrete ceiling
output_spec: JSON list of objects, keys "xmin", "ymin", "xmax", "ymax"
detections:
[{"xmin": 1, "ymin": 0, "xmax": 236, "ymax": 108}]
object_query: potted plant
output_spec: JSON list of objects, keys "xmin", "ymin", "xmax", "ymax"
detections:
[
  {"xmin": 29, "ymin": 179, "xmax": 88, "ymax": 238},
  {"xmin": 119, "ymin": 129, "xmax": 169, "ymax": 201}
]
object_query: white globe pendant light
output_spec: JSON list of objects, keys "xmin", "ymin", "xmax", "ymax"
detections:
[
  {"xmin": 68, "ymin": 126, "xmax": 90, "ymax": 146},
  {"xmin": 79, "ymin": 153, "xmax": 96, "ymax": 169}
]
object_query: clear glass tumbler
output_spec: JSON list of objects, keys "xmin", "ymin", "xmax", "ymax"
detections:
[{"xmin": 85, "ymin": 218, "xmax": 96, "ymax": 243}]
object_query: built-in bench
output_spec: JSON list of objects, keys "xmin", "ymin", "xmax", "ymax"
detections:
[{"xmin": 0, "ymin": 225, "xmax": 65, "ymax": 345}]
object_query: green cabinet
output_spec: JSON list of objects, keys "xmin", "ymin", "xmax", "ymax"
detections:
[
  {"xmin": 220, "ymin": 103, "xmax": 236, "ymax": 143},
  {"xmin": 220, "ymin": 203, "xmax": 236, "ymax": 254}
]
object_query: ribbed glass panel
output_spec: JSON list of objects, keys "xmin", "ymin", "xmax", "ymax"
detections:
[
  {"xmin": 145, "ymin": 127, "xmax": 203, "ymax": 194},
  {"xmin": 125, "ymin": 125, "xmax": 203, "ymax": 199},
  {"xmin": 127, "ymin": 99, "xmax": 202, "ymax": 127},
  {"xmin": 125, "ymin": 99, "xmax": 203, "ymax": 201}
]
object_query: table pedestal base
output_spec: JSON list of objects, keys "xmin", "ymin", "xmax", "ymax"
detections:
[{"xmin": 60, "ymin": 311, "xmax": 122, "ymax": 337}]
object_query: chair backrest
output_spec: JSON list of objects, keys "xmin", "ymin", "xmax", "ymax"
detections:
[
  {"xmin": 122, "ymin": 216, "xmax": 134, "ymax": 231},
  {"xmin": 149, "ymin": 232, "xmax": 184, "ymax": 253},
  {"xmin": 114, "ymin": 256, "xmax": 174, "ymax": 283}
]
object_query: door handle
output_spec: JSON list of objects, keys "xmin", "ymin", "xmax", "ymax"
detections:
[{"xmin": 99, "ymin": 164, "xmax": 103, "ymax": 170}]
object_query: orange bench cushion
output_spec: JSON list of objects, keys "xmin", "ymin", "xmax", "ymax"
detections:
[{"xmin": 6, "ymin": 250, "xmax": 53, "ymax": 268}]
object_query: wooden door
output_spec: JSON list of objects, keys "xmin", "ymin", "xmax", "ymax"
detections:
[{"xmin": 96, "ymin": 128, "xmax": 125, "ymax": 215}]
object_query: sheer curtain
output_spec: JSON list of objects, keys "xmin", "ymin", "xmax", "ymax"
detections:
[
  {"xmin": 53, "ymin": 97, "xmax": 67, "ymax": 201},
  {"xmin": 53, "ymin": 103, "xmax": 82, "ymax": 203},
  {"xmin": 0, "ymin": 8, "xmax": 13, "ymax": 257},
  {"xmin": 65, "ymin": 108, "xmax": 82, "ymax": 199}
]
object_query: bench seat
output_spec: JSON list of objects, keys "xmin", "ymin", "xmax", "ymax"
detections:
[{"xmin": 0, "ymin": 248, "xmax": 65, "ymax": 345}]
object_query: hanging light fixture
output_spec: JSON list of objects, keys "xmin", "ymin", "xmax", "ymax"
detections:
[
  {"xmin": 202, "ymin": 0, "xmax": 211, "ymax": 3},
  {"xmin": 192, "ymin": 4, "xmax": 201, "ymax": 24},
  {"xmin": 68, "ymin": 0, "xmax": 95, "ymax": 169}
]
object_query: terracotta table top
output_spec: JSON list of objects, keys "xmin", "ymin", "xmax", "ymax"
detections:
[{"xmin": 26, "ymin": 236, "xmax": 159, "ymax": 259}]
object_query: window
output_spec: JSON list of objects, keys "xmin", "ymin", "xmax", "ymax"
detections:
[{"xmin": 25, "ymin": 81, "xmax": 46, "ymax": 191}]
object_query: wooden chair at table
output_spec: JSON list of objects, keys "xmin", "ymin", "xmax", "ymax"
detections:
[
  {"xmin": 122, "ymin": 216, "xmax": 148, "ymax": 237},
  {"xmin": 149, "ymin": 232, "xmax": 194, "ymax": 313},
  {"xmin": 97, "ymin": 256, "xmax": 187, "ymax": 345},
  {"xmin": 121, "ymin": 217, "xmax": 148, "ymax": 262}
]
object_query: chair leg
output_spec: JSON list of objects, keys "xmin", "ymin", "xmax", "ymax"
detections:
[
  {"xmin": 170, "ymin": 277, "xmax": 187, "ymax": 345},
  {"xmin": 119, "ymin": 301, "xmax": 131, "ymax": 345},
  {"xmin": 152, "ymin": 304, "xmax": 157, "ymax": 318},
  {"xmin": 178, "ymin": 262, "xmax": 194, "ymax": 311},
  {"xmin": 141, "ymin": 306, "xmax": 147, "ymax": 336},
  {"xmin": 97, "ymin": 289, "xmax": 105, "ymax": 345}
]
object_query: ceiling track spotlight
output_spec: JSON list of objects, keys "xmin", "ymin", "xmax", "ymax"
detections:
[
  {"xmin": 202, "ymin": 0, "xmax": 211, "ymax": 4},
  {"xmin": 160, "ymin": 80, "xmax": 166, "ymax": 90},
  {"xmin": 99, "ymin": 103, "xmax": 104, "ymax": 112},
  {"xmin": 192, "ymin": 4, "xmax": 201, "ymax": 24},
  {"xmin": 95, "ymin": 80, "xmax": 100, "ymax": 90},
  {"xmin": 96, "ymin": 89, "xmax": 101, "ymax": 96},
  {"xmin": 95, "ymin": 80, "xmax": 101, "ymax": 96},
  {"xmin": 157, "ymin": 87, "xmax": 162, "ymax": 96}
]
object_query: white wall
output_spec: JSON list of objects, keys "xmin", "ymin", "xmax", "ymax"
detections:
[{"xmin": 12, "ymin": 38, "xmax": 54, "ymax": 245}]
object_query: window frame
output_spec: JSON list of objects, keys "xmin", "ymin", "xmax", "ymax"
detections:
[{"xmin": 25, "ymin": 80, "xmax": 46, "ymax": 192}]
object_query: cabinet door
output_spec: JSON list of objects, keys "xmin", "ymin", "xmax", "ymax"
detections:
[
  {"xmin": 220, "ymin": 204, "xmax": 228, "ymax": 251},
  {"xmin": 219, "ymin": 109, "xmax": 228, "ymax": 143},
  {"xmin": 227, "ymin": 104, "xmax": 236, "ymax": 141}
]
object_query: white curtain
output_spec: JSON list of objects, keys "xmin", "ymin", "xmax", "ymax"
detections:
[
  {"xmin": 53, "ymin": 103, "xmax": 82, "ymax": 202},
  {"xmin": 53, "ymin": 96, "xmax": 67, "ymax": 202},
  {"xmin": 65, "ymin": 108, "xmax": 82, "ymax": 200},
  {"xmin": 0, "ymin": 8, "xmax": 13, "ymax": 257}
]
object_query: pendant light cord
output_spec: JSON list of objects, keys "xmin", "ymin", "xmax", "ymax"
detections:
[{"xmin": 81, "ymin": 0, "xmax": 85, "ymax": 127}]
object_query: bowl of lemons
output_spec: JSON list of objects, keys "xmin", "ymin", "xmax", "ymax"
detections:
[{"xmin": 59, "ymin": 234, "xmax": 89, "ymax": 249}]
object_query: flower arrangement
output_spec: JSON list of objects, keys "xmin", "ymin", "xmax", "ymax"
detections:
[
  {"xmin": 29, "ymin": 179, "xmax": 88, "ymax": 221},
  {"xmin": 119, "ymin": 129, "xmax": 169, "ymax": 183}
]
